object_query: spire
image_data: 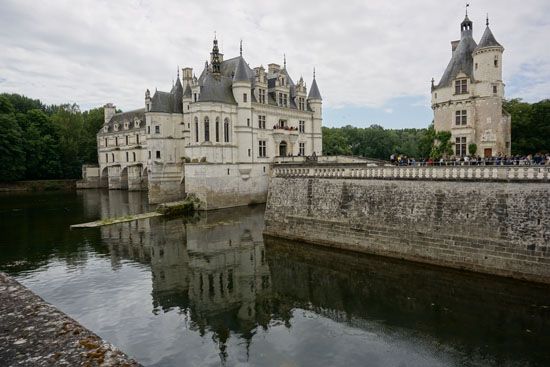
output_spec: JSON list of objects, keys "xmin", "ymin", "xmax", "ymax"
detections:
[
  {"xmin": 475, "ymin": 19, "xmax": 503, "ymax": 51},
  {"xmin": 461, "ymin": 4, "xmax": 473, "ymax": 38},
  {"xmin": 308, "ymin": 68, "xmax": 322, "ymax": 100},
  {"xmin": 465, "ymin": 3, "xmax": 469, "ymax": 17},
  {"xmin": 210, "ymin": 34, "xmax": 221, "ymax": 74},
  {"xmin": 240, "ymin": 39, "xmax": 243, "ymax": 56},
  {"xmin": 283, "ymin": 54, "xmax": 286, "ymax": 69},
  {"xmin": 486, "ymin": 13, "xmax": 489, "ymax": 27}
]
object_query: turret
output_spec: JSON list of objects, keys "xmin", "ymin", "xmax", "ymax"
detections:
[
  {"xmin": 232, "ymin": 55, "xmax": 251, "ymax": 108},
  {"xmin": 145, "ymin": 89, "xmax": 151, "ymax": 112},
  {"xmin": 307, "ymin": 69, "xmax": 323, "ymax": 155},
  {"xmin": 473, "ymin": 16, "xmax": 504, "ymax": 92},
  {"xmin": 210, "ymin": 37, "xmax": 222, "ymax": 75},
  {"xmin": 104, "ymin": 103, "xmax": 116, "ymax": 124}
]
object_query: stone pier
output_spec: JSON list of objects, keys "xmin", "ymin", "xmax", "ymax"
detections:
[{"xmin": 0, "ymin": 272, "xmax": 141, "ymax": 366}]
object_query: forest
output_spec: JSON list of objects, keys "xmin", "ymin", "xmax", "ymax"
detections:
[{"xmin": 0, "ymin": 93, "xmax": 548, "ymax": 181}]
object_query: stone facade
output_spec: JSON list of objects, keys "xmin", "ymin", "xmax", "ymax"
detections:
[
  {"xmin": 264, "ymin": 164, "xmax": 550, "ymax": 283},
  {"xmin": 87, "ymin": 38, "xmax": 322, "ymax": 207},
  {"xmin": 432, "ymin": 12, "xmax": 511, "ymax": 158}
]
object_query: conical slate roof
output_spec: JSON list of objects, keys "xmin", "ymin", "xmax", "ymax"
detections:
[
  {"xmin": 233, "ymin": 56, "xmax": 250, "ymax": 83},
  {"xmin": 436, "ymin": 34, "xmax": 477, "ymax": 88},
  {"xmin": 475, "ymin": 26, "xmax": 502, "ymax": 51},
  {"xmin": 308, "ymin": 78, "xmax": 322, "ymax": 100}
]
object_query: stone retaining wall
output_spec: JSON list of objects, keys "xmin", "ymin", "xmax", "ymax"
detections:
[
  {"xmin": 264, "ymin": 166, "xmax": 550, "ymax": 283},
  {"xmin": 0, "ymin": 272, "xmax": 140, "ymax": 366}
]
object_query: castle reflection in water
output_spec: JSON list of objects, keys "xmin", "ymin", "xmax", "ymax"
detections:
[{"xmin": 76, "ymin": 190, "xmax": 550, "ymax": 366}]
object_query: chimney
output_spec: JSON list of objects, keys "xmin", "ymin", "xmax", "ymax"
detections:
[
  {"xmin": 104, "ymin": 103, "xmax": 116, "ymax": 125},
  {"xmin": 268, "ymin": 63, "xmax": 280, "ymax": 74},
  {"xmin": 182, "ymin": 67, "xmax": 193, "ymax": 86},
  {"xmin": 451, "ymin": 40, "xmax": 460, "ymax": 53}
]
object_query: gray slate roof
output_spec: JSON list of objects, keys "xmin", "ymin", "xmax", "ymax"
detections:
[
  {"xmin": 475, "ymin": 26, "xmax": 502, "ymax": 50},
  {"xmin": 436, "ymin": 33, "xmax": 477, "ymax": 88},
  {"xmin": 198, "ymin": 73, "xmax": 237, "ymax": 104},
  {"xmin": 308, "ymin": 78, "xmax": 322, "ymax": 100},
  {"xmin": 150, "ymin": 91, "xmax": 173, "ymax": 113},
  {"xmin": 101, "ymin": 108, "xmax": 145, "ymax": 134},
  {"xmin": 233, "ymin": 56, "xmax": 250, "ymax": 82}
]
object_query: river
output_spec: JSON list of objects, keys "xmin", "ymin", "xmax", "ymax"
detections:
[{"xmin": 0, "ymin": 190, "xmax": 549, "ymax": 366}]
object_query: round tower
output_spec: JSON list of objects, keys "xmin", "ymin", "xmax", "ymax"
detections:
[
  {"xmin": 307, "ymin": 69, "xmax": 323, "ymax": 155},
  {"xmin": 473, "ymin": 16, "xmax": 504, "ymax": 89}
]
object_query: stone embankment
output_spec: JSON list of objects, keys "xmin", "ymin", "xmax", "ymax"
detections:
[
  {"xmin": 0, "ymin": 180, "xmax": 76, "ymax": 192},
  {"xmin": 265, "ymin": 164, "xmax": 550, "ymax": 284},
  {"xmin": 0, "ymin": 272, "xmax": 141, "ymax": 366}
]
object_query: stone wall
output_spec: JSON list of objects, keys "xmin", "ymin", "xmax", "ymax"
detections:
[
  {"xmin": 184, "ymin": 162, "xmax": 270, "ymax": 210},
  {"xmin": 264, "ymin": 165, "xmax": 550, "ymax": 283}
]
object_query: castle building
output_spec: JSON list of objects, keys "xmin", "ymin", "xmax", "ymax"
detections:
[
  {"xmin": 88, "ymin": 38, "xmax": 323, "ymax": 208},
  {"xmin": 431, "ymin": 11, "xmax": 511, "ymax": 158}
]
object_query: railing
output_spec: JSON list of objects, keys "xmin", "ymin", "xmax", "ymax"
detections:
[{"xmin": 272, "ymin": 164, "xmax": 550, "ymax": 182}]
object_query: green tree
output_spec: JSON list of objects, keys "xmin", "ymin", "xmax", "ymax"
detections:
[
  {"xmin": 0, "ymin": 114, "xmax": 26, "ymax": 181},
  {"xmin": 51, "ymin": 103, "xmax": 85, "ymax": 178}
]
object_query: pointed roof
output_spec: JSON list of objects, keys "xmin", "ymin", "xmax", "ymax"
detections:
[
  {"xmin": 308, "ymin": 77, "xmax": 322, "ymax": 100},
  {"xmin": 435, "ymin": 24, "xmax": 477, "ymax": 88},
  {"xmin": 183, "ymin": 84, "xmax": 192, "ymax": 98},
  {"xmin": 475, "ymin": 26, "xmax": 502, "ymax": 51},
  {"xmin": 233, "ymin": 56, "xmax": 250, "ymax": 83}
]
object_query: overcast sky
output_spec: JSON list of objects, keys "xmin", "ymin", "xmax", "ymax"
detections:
[{"xmin": 1, "ymin": 0, "xmax": 549, "ymax": 128}]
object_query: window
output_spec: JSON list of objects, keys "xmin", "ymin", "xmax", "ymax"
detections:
[
  {"xmin": 494, "ymin": 57, "xmax": 498, "ymax": 67},
  {"xmin": 147, "ymin": 126, "xmax": 150, "ymax": 134},
  {"xmin": 155, "ymin": 125, "xmax": 161, "ymax": 134},
  {"xmin": 247, "ymin": 118, "xmax": 250, "ymax": 127},
  {"xmin": 299, "ymin": 120, "xmax": 305, "ymax": 133},
  {"xmin": 133, "ymin": 152, "xmax": 136, "ymax": 161},
  {"xmin": 105, "ymin": 153, "xmax": 108, "ymax": 162},
  {"xmin": 475, "ymin": 63, "xmax": 478, "ymax": 70},
  {"xmin": 259, "ymin": 89, "xmax": 266, "ymax": 104},
  {"xmin": 493, "ymin": 85, "xmax": 498, "ymax": 94},
  {"xmin": 243, "ymin": 93, "xmax": 247, "ymax": 103},
  {"xmin": 148, "ymin": 151, "xmax": 151, "ymax": 159},
  {"xmin": 104, "ymin": 138, "xmax": 107, "ymax": 147},
  {"xmin": 455, "ymin": 110, "xmax": 467, "ymax": 126},
  {"xmin": 299, "ymin": 142, "xmax": 305, "ymax": 156},
  {"xmin": 298, "ymin": 97, "xmax": 305, "ymax": 110},
  {"xmin": 278, "ymin": 119, "xmax": 287, "ymax": 128},
  {"xmin": 248, "ymin": 148, "xmax": 251, "ymax": 157},
  {"xmin": 193, "ymin": 93, "xmax": 197, "ymax": 102},
  {"xmin": 111, "ymin": 153, "xmax": 114, "ymax": 162},
  {"xmin": 126, "ymin": 152, "xmax": 129, "ymax": 162},
  {"xmin": 258, "ymin": 140, "xmax": 267, "ymax": 157},
  {"xmin": 224, "ymin": 118, "xmax": 230, "ymax": 142},
  {"xmin": 455, "ymin": 137, "xmax": 467, "ymax": 156},
  {"xmin": 204, "ymin": 117, "xmax": 210, "ymax": 141},
  {"xmin": 125, "ymin": 136, "xmax": 128, "ymax": 145},
  {"xmin": 215, "ymin": 117, "xmax": 220, "ymax": 142},
  {"xmin": 278, "ymin": 93, "xmax": 283, "ymax": 106},
  {"xmin": 258, "ymin": 115, "xmax": 266, "ymax": 129},
  {"xmin": 455, "ymin": 79, "xmax": 468, "ymax": 94},
  {"xmin": 283, "ymin": 94, "xmax": 288, "ymax": 107},
  {"xmin": 194, "ymin": 117, "xmax": 199, "ymax": 142},
  {"xmin": 136, "ymin": 135, "xmax": 139, "ymax": 144},
  {"xmin": 156, "ymin": 150, "xmax": 161, "ymax": 159},
  {"xmin": 115, "ymin": 137, "xmax": 118, "ymax": 146}
]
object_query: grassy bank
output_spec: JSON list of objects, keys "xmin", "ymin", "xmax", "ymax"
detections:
[{"xmin": 0, "ymin": 180, "xmax": 77, "ymax": 192}]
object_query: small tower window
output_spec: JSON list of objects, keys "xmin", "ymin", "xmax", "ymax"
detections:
[
  {"xmin": 243, "ymin": 93, "xmax": 247, "ymax": 103},
  {"xmin": 475, "ymin": 63, "xmax": 478, "ymax": 70},
  {"xmin": 494, "ymin": 57, "xmax": 498, "ymax": 67},
  {"xmin": 194, "ymin": 117, "xmax": 199, "ymax": 142},
  {"xmin": 455, "ymin": 110, "xmax": 467, "ymax": 126},
  {"xmin": 493, "ymin": 85, "xmax": 498, "ymax": 94},
  {"xmin": 455, "ymin": 79, "xmax": 468, "ymax": 94},
  {"xmin": 204, "ymin": 117, "xmax": 210, "ymax": 142}
]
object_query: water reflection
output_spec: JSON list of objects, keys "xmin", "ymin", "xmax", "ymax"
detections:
[{"xmin": 1, "ymin": 190, "xmax": 550, "ymax": 366}]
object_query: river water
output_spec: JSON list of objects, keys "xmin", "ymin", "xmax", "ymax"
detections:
[{"xmin": 0, "ymin": 190, "xmax": 549, "ymax": 367}]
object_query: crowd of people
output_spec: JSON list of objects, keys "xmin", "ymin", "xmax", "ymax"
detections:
[{"xmin": 389, "ymin": 153, "xmax": 550, "ymax": 166}]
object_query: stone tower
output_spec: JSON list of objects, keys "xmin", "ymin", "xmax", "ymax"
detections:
[{"xmin": 431, "ymin": 11, "xmax": 511, "ymax": 158}]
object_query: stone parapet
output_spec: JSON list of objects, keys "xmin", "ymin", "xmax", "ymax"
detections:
[{"xmin": 272, "ymin": 164, "xmax": 550, "ymax": 182}]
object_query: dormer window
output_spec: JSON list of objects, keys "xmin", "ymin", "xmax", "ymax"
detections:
[
  {"xmin": 114, "ymin": 123, "xmax": 120, "ymax": 131},
  {"xmin": 103, "ymin": 126, "xmax": 108, "ymax": 133},
  {"xmin": 124, "ymin": 122, "xmax": 129, "ymax": 130},
  {"xmin": 455, "ymin": 79, "xmax": 468, "ymax": 94},
  {"xmin": 134, "ymin": 119, "xmax": 140, "ymax": 128}
]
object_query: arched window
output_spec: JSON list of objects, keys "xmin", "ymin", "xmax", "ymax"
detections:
[
  {"xmin": 133, "ymin": 152, "xmax": 136, "ymax": 161},
  {"xmin": 215, "ymin": 117, "xmax": 220, "ymax": 142},
  {"xmin": 194, "ymin": 117, "xmax": 199, "ymax": 142},
  {"xmin": 204, "ymin": 117, "xmax": 210, "ymax": 142},
  {"xmin": 224, "ymin": 118, "xmax": 230, "ymax": 142},
  {"xmin": 111, "ymin": 153, "xmax": 114, "ymax": 162}
]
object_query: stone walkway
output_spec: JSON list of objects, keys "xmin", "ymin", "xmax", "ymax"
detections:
[{"xmin": 0, "ymin": 272, "xmax": 141, "ymax": 366}]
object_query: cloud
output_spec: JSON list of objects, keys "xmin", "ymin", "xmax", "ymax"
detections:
[{"xmin": 1, "ymin": 0, "xmax": 549, "ymax": 116}]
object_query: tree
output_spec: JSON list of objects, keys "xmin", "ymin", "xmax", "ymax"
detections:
[
  {"xmin": 51, "ymin": 103, "xmax": 85, "ymax": 178},
  {"xmin": 431, "ymin": 131, "xmax": 453, "ymax": 159},
  {"xmin": 0, "ymin": 114, "xmax": 26, "ymax": 181},
  {"xmin": 468, "ymin": 143, "xmax": 477, "ymax": 156}
]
